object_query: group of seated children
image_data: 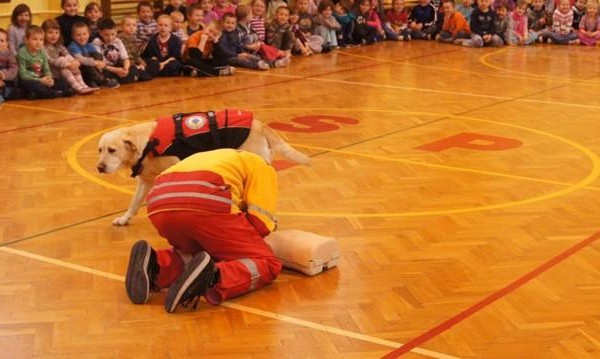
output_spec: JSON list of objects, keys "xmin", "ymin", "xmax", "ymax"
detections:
[{"xmin": 0, "ymin": 0, "xmax": 598, "ymax": 103}]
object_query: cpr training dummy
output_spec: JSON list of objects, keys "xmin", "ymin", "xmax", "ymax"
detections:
[{"xmin": 125, "ymin": 148, "xmax": 339, "ymax": 313}]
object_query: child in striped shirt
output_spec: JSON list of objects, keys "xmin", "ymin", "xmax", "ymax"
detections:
[
  {"xmin": 250, "ymin": 0, "xmax": 268, "ymax": 42},
  {"xmin": 136, "ymin": 1, "xmax": 158, "ymax": 49},
  {"xmin": 541, "ymin": 0, "xmax": 578, "ymax": 43}
]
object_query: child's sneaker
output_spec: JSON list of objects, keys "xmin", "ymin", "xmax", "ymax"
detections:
[
  {"xmin": 406, "ymin": 34, "xmax": 411, "ymax": 41},
  {"xmin": 538, "ymin": 36, "xmax": 544, "ymax": 43},
  {"xmin": 569, "ymin": 39, "xmax": 580, "ymax": 45},
  {"xmin": 547, "ymin": 38, "xmax": 553, "ymax": 44},
  {"xmin": 0, "ymin": 95, "xmax": 4, "ymax": 104},
  {"xmin": 125, "ymin": 240, "xmax": 160, "ymax": 305},
  {"xmin": 219, "ymin": 66, "xmax": 235, "ymax": 76},
  {"xmin": 75, "ymin": 86, "xmax": 96, "ymax": 95},
  {"xmin": 258, "ymin": 60, "xmax": 270, "ymax": 70},
  {"xmin": 104, "ymin": 78, "xmax": 120, "ymax": 89},
  {"xmin": 397, "ymin": 35, "xmax": 404, "ymax": 41},
  {"xmin": 164, "ymin": 251, "xmax": 216, "ymax": 313},
  {"xmin": 274, "ymin": 56, "xmax": 291, "ymax": 68}
]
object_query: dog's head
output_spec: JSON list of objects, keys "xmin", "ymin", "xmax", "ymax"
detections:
[{"xmin": 96, "ymin": 129, "xmax": 139, "ymax": 174}]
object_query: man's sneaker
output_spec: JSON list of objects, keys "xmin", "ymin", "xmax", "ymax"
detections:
[
  {"xmin": 164, "ymin": 251, "xmax": 216, "ymax": 313},
  {"xmin": 274, "ymin": 56, "xmax": 291, "ymax": 68},
  {"xmin": 125, "ymin": 240, "xmax": 159, "ymax": 304},
  {"xmin": 219, "ymin": 66, "xmax": 235, "ymax": 76},
  {"xmin": 258, "ymin": 60, "xmax": 270, "ymax": 70},
  {"xmin": 104, "ymin": 78, "xmax": 120, "ymax": 89}
]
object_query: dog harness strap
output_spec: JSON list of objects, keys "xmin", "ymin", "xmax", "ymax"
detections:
[
  {"xmin": 207, "ymin": 111, "xmax": 222, "ymax": 148},
  {"xmin": 130, "ymin": 138, "xmax": 160, "ymax": 178},
  {"xmin": 173, "ymin": 113, "xmax": 185, "ymax": 139}
]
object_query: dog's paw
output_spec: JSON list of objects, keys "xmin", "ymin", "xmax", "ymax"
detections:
[{"xmin": 112, "ymin": 216, "xmax": 131, "ymax": 226}]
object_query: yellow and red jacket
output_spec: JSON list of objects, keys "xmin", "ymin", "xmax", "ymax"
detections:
[{"xmin": 147, "ymin": 149, "xmax": 278, "ymax": 236}]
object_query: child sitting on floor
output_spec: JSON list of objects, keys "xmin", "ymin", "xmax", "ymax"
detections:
[
  {"xmin": 353, "ymin": 0, "xmax": 380, "ymax": 44},
  {"xmin": 55, "ymin": 0, "xmax": 88, "ymax": 47},
  {"xmin": 171, "ymin": 11, "xmax": 189, "ymax": 53},
  {"xmin": 408, "ymin": 0, "xmax": 438, "ymax": 39},
  {"xmin": 495, "ymin": 1, "xmax": 509, "ymax": 43},
  {"xmin": 68, "ymin": 22, "xmax": 118, "ymax": 88},
  {"xmin": 118, "ymin": 15, "xmax": 154, "ymax": 81},
  {"xmin": 0, "ymin": 28, "xmax": 19, "ymax": 102},
  {"xmin": 572, "ymin": 0, "xmax": 587, "ymax": 29},
  {"xmin": 42, "ymin": 19, "xmax": 97, "ymax": 95},
  {"xmin": 188, "ymin": 4, "xmax": 206, "ymax": 35},
  {"xmin": 576, "ymin": 0, "xmax": 599, "ymax": 45},
  {"xmin": 541, "ymin": 0, "xmax": 579, "ymax": 43},
  {"xmin": 136, "ymin": 1, "xmax": 158, "ymax": 49},
  {"xmin": 250, "ymin": 0, "xmax": 268, "ymax": 42},
  {"xmin": 436, "ymin": 0, "xmax": 471, "ymax": 42},
  {"xmin": 215, "ymin": 12, "xmax": 271, "ymax": 70},
  {"xmin": 457, "ymin": 0, "xmax": 504, "ymax": 46},
  {"xmin": 385, "ymin": 0, "xmax": 412, "ymax": 40},
  {"xmin": 142, "ymin": 15, "xmax": 183, "ymax": 76},
  {"xmin": 266, "ymin": 6, "xmax": 295, "ymax": 59},
  {"xmin": 506, "ymin": 0, "xmax": 538, "ymax": 44},
  {"xmin": 313, "ymin": 0, "xmax": 342, "ymax": 48},
  {"xmin": 8, "ymin": 4, "xmax": 32, "ymax": 55},
  {"xmin": 93, "ymin": 18, "xmax": 139, "ymax": 85},
  {"xmin": 528, "ymin": 0, "xmax": 550, "ymax": 33},
  {"xmin": 18, "ymin": 26, "xmax": 72, "ymax": 99},
  {"xmin": 334, "ymin": 0, "xmax": 356, "ymax": 46},
  {"xmin": 183, "ymin": 21, "xmax": 236, "ymax": 76},
  {"xmin": 84, "ymin": 1, "xmax": 103, "ymax": 41}
]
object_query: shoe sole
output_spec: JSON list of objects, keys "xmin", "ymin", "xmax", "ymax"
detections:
[
  {"xmin": 125, "ymin": 240, "xmax": 151, "ymax": 304},
  {"xmin": 164, "ymin": 252, "xmax": 213, "ymax": 313}
]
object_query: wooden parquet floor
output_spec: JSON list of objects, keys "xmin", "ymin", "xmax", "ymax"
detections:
[{"xmin": 1, "ymin": 41, "xmax": 600, "ymax": 358}]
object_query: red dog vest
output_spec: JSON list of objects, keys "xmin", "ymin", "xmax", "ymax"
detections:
[{"xmin": 130, "ymin": 109, "xmax": 253, "ymax": 177}]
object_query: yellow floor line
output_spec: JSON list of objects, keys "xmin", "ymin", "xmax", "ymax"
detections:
[{"xmin": 0, "ymin": 246, "xmax": 459, "ymax": 359}]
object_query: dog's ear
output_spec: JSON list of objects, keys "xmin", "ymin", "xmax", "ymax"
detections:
[{"xmin": 122, "ymin": 134, "xmax": 138, "ymax": 153}]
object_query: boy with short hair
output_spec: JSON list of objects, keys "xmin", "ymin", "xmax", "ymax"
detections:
[
  {"xmin": 266, "ymin": 6, "xmax": 295, "ymax": 56},
  {"xmin": 409, "ymin": 0, "xmax": 438, "ymax": 39},
  {"xmin": 214, "ymin": 12, "xmax": 271, "ymax": 70},
  {"xmin": 188, "ymin": 4, "xmax": 206, "ymax": 35},
  {"xmin": 142, "ymin": 15, "xmax": 183, "ymax": 76},
  {"xmin": 183, "ymin": 21, "xmax": 236, "ymax": 76},
  {"xmin": 171, "ymin": 10, "xmax": 189, "ymax": 54},
  {"xmin": 0, "ymin": 28, "xmax": 19, "ymax": 102},
  {"xmin": 436, "ymin": 0, "xmax": 471, "ymax": 42},
  {"xmin": 69, "ymin": 21, "xmax": 119, "ymax": 88},
  {"xmin": 18, "ymin": 26, "xmax": 72, "ymax": 99},
  {"xmin": 118, "ymin": 15, "xmax": 154, "ymax": 81},
  {"xmin": 458, "ymin": 0, "xmax": 504, "ymax": 46},
  {"xmin": 93, "ymin": 18, "xmax": 138, "ymax": 84},
  {"xmin": 572, "ymin": 0, "xmax": 587, "ymax": 29},
  {"xmin": 528, "ymin": 0, "xmax": 550, "ymax": 33},
  {"xmin": 136, "ymin": 1, "xmax": 158, "ymax": 49}
]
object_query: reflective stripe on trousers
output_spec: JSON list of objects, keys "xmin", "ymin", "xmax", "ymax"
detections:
[{"xmin": 238, "ymin": 258, "xmax": 261, "ymax": 291}]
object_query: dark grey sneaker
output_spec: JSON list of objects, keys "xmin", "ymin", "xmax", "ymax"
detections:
[
  {"xmin": 125, "ymin": 240, "xmax": 159, "ymax": 304},
  {"xmin": 164, "ymin": 251, "xmax": 215, "ymax": 313}
]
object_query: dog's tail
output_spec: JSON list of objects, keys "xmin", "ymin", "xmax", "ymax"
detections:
[{"xmin": 262, "ymin": 125, "xmax": 311, "ymax": 165}]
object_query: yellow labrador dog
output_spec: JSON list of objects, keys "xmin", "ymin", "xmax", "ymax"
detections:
[{"xmin": 97, "ymin": 110, "xmax": 310, "ymax": 225}]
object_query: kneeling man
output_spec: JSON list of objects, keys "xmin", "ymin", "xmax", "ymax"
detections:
[{"xmin": 125, "ymin": 148, "xmax": 281, "ymax": 313}]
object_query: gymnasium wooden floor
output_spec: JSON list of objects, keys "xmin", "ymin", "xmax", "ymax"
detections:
[{"xmin": 2, "ymin": 41, "xmax": 600, "ymax": 358}]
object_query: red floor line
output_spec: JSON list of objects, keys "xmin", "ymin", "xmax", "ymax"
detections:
[
  {"xmin": 0, "ymin": 61, "xmax": 386, "ymax": 135},
  {"xmin": 382, "ymin": 229, "xmax": 600, "ymax": 358}
]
